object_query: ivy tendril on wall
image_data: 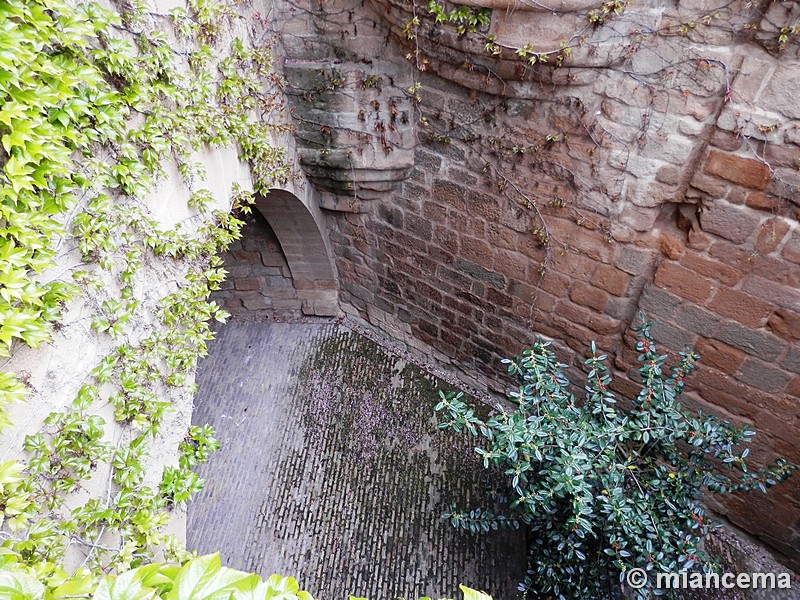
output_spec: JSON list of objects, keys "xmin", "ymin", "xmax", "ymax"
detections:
[{"xmin": 0, "ymin": 0, "xmax": 294, "ymax": 586}]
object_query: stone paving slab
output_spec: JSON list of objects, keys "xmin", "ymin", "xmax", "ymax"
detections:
[{"xmin": 187, "ymin": 320, "xmax": 526, "ymax": 600}]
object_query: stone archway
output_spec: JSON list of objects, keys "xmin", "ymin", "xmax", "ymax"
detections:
[
  {"xmin": 254, "ymin": 189, "xmax": 339, "ymax": 317},
  {"xmin": 211, "ymin": 189, "xmax": 340, "ymax": 318}
]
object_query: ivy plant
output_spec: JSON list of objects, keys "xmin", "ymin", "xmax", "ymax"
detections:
[
  {"xmin": 160, "ymin": 425, "xmax": 220, "ymax": 505},
  {"xmin": 0, "ymin": 552, "xmax": 495, "ymax": 600},
  {"xmin": 0, "ymin": 0, "xmax": 288, "ymax": 582}
]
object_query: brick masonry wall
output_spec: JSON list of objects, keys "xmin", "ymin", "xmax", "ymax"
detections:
[
  {"xmin": 212, "ymin": 210, "xmax": 303, "ymax": 316},
  {"xmin": 320, "ymin": 74, "xmax": 800, "ymax": 567},
  {"xmin": 275, "ymin": 0, "xmax": 800, "ymax": 569}
]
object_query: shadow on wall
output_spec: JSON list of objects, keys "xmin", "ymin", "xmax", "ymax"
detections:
[{"xmin": 212, "ymin": 189, "xmax": 340, "ymax": 318}]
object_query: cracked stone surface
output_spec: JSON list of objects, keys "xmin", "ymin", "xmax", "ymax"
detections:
[{"xmin": 187, "ymin": 320, "xmax": 526, "ymax": 600}]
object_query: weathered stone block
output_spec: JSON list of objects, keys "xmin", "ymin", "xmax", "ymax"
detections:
[
  {"xmin": 767, "ymin": 309, "xmax": 800, "ymax": 343},
  {"xmin": 234, "ymin": 277, "xmax": 262, "ymax": 291},
  {"xmin": 422, "ymin": 201, "xmax": 447, "ymax": 223},
  {"xmin": 227, "ymin": 264, "xmax": 253, "ymax": 278},
  {"xmin": 554, "ymin": 301, "xmax": 620, "ymax": 336},
  {"xmin": 483, "ymin": 222, "xmax": 516, "ymax": 252},
  {"xmin": 537, "ymin": 271, "xmax": 571, "ymax": 298},
  {"xmin": 697, "ymin": 386, "xmax": 760, "ymax": 422},
  {"xmin": 405, "ymin": 214, "xmax": 433, "ymax": 241},
  {"xmin": 655, "ymin": 165, "xmax": 681, "ymax": 185},
  {"xmin": 746, "ymin": 191, "xmax": 784, "ymax": 213},
  {"xmin": 431, "ymin": 225, "xmax": 458, "ymax": 254},
  {"xmin": 459, "ymin": 236, "xmax": 493, "ymax": 264},
  {"xmin": 687, "ymin": 228, "xmax": 712, "ymax": 251},
  {"xmin": 616, "ymin": 245, "xmax": 659, "ymax": 276},
  {"xmin": 414, "ymin": 149, "xmax": 442, "ymax": 172},
  {"xmin": 261, "ymin": 252, "xmax": 288, "ymax": 268},
  {"xmin": 654, "ymin": 261, "xmax": 713, "ymax": 303},
  {"xmin": 569, "ymin": 281, "xmax": 608, "ymax": 312},
  {"xmin": 638, "ymin": 284, "xmax": 682, "ymax": 319},
  {"xmin": 548, "ymin": 217, "xmax": 616, "ymax": 262},
  {"xmin": 738, "ymin": 358, "xmax": 793, "ymax": 393},
  {"xmin": 708, "ymin": 287, "xmax": 773, "ymax": 328},
  {"xmin": 552, "ymin": 250, "xmax": 597, "ymax": 281},
  {"xmin": 704, "ymin": 150, "xmax": 772, "ymax": 190},
  {"xmin": 708, "ymin": 129, "xmax": 742, "ymax": 152},
  {"xmin": 590, "ymin": 264, "xmax": 630, "ymax": 297},
  {"xmin": 378, "ymin": 204, "xmax": 404, "ymax": 229},
  {"xmin": 659, "ymin": 232, "xmax": 685, "ymax": 260},
  {"xmin": 760, "ymin": 63, "xmax": 800, "ymax": 120},
  {"xmin": 453, "ymin": 259, "xmax": 506, "ymax": 287},
  {"xmin": 782, "ymin": 230, "xmax": 800, "ymax": 265},
  {"xmin": 782, "ymin": 347, "xmax": 800, "ymax": 375},
  {"xmin": 450, "ymin": 208, "xmax": 487, "ymax": 236},
  {"xmin": 650, "ymin": 319, "xmax": 696, "ymax": 350},
  {"xmin": 755, "ymin": 218, "xmax": 790, "ymax": 254},
  {"xmin": 618, "ymin": 202, "xmax": 658, "ymax": 232},
  {"xmin": 689, "ymin": 172, "xmax": 730, "ymax": 198},
  {"xmin": 487, "ymin": 287, "xmax": 513, "ymax": 309},
  {"xmin": 742, "ymin": 275, "xmax": 800, "ymax": 312},
  {"xmin": 694, "ymin": 338, "xmax": 745, "ymax": 375},
  {"xmin": 699, "ymin": 200, "xmax": 761, "ymax": 244},
  {"xmin": 785, "ymin": 376, "xmax": 800, "ymax": 398},
  {"xmin": 674, "ymin": 304, "xmax": 721, "ymax": 337},
  {"xmin": 493, "ymin": 249, "xmax": 528, "ymax": 281},
  {"xmin": 261, "ymin": 276, "xmax": 294, "ymax": 291},
  {"xmin": 272, "ymin": 298, "xmax": 303, "ymax": 311},
  {"xmin": 714, "ymin": 320, "xmax": 787, "ymax": 361},
  {"xmin": 240, "ymin": 292, "xmax": 270, "ymax": 311},
  {"xmin": 679, "ymin": 252, "xmax": 741, "ymax": 286}
]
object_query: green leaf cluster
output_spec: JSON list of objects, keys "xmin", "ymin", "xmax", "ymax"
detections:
[
  {"xmin": 427, "ymin": 0, "xmax": 490, "ymax": 36},
  {"xmin": 0, "ymin": 553, "xmax": 495, "ymax": 600},
  {"xmin": 436, "ymin": 317, "xmax": 796, "ymax": 599},
  {"xmin": 160, "ymin": 425, "xmax": 220, "ymax": 505},
  {"xmin": 0, "ymin": 0, "xmax": 287, "ymax": 583}
]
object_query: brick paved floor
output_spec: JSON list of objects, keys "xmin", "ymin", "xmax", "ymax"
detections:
[{"xmin": 187, "ymin": 320, "xmax": 526, "ymax": 600}]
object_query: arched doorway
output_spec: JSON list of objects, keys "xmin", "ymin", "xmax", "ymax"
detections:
[{"xmin": 213, "ymin": 189, "xmax": 339, "ymax": 318}]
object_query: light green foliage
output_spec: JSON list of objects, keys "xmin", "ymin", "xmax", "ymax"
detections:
[
  {"xmin": 178, "ymin": 425, "xmax": 221, "ymax": 470},
  {"xmin": 427, "ymin": 0, "xmax": 490, "ymax": 36},
  {"xmin": 160, "ymin": 425, "xmax": 220, "ymax": 505},
  {"xmin": 0, "ymin": 553, "xmax": 309, "ymax": 600},
  {"xmin": 0, "ymin": 553, "xmax": 493, "ymax": 600},
  {"xmin": 0, "ymin": 0, "xmax": 286, "ymax": 423},
  {"xmin": 436, "ymin": 318, "xmax": 796, "ymax": 599},
  {"xmin": 587, "ymin": 0, "xmax": 628, "ymax": 25},
  {"xmin": 0, "ymin": 0, "xmax": 287, "ymax": 583}
]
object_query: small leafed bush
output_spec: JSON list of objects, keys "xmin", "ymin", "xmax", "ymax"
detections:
[{"xmin": 436, "ymin": 318, "xmax": 795, "ymax": 599}]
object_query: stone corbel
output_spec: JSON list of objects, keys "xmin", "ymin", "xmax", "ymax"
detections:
[{"xmin": 283, "ymin": 59, "xmax": 415, "ymax": 213}]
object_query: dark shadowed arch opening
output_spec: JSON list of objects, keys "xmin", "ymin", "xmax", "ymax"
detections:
[
  {"xmin": 212, "ymin": 189, "xmax": 339, "ymax": 318},
  {"xmin": 254, "ymin": 189, "xmax": 339, "ymax": 316},
  {"xmin": 256, "ymin": 190, "xmax": 339, "ymax": 317}
]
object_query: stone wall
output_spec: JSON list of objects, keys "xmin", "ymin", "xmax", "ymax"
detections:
[
  {"xmin": 273, "ymin": 0, "xmax": 800, "ymax": 568},
  {"xmin": 0, "ymin": 0, "xmax": 291, "ymax": 555},
  {"xmin": 213, "ymin": 210, "xmax": 303, "ymax": 317}
]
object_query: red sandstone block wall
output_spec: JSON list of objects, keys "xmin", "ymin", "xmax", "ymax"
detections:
[
  {"xmin": 279, "ymin": 0, "xmax": 800, "ymax": 566},
  {"xmin": 325, "ymin": 117, "xmax": 800, "ymax": 566}
]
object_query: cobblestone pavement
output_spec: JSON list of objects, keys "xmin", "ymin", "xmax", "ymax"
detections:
[{"xmin": 187, "ymin": 320, "xmax": 526, "ymax": 600}]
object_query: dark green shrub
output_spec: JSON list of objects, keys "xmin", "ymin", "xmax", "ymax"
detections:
[{"xmin": 436, "ymin": 319, "xmax": 795, "ymax": 599}]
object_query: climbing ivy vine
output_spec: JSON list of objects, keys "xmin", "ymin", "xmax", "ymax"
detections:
[
  {"xmin": 0, "ymin": 0, "xmax": 293, "ymax": 582},
  {"xmin": 1, "ymin": 552, "xmax": 498, "ymax": 600}
]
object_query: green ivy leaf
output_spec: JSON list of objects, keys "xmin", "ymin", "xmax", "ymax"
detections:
[
  {"xmin": 0, "ymin": 569, "xmax": 45, "ymax": 600},
  {"xmin": 459, "ymin": 585, "xmax": 492, "ymax": 600}
]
